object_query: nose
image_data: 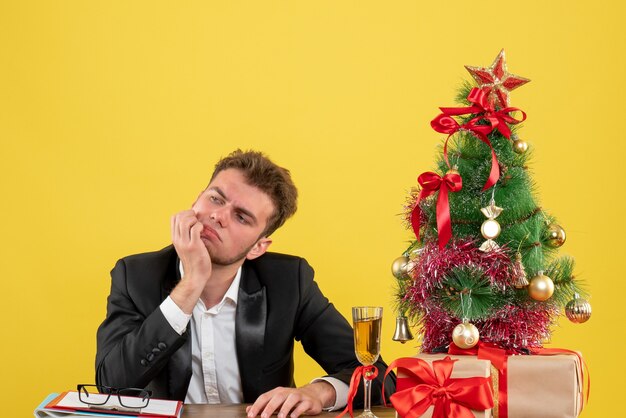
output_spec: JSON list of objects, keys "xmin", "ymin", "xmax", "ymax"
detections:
[{"xmin": 209, "ymin": 206, "xmax": 227, "ymax": 228}]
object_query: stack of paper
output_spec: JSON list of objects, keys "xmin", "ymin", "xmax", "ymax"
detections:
[{"xmin": 34, "ymin": 392, "xmax": 183, "ymax": 418}]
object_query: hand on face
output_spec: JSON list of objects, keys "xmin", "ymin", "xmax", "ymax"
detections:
[
  {"xmin": 245, "ymin": 382, "xmax": 336, "ymax": 418},
  {"xmin": 169, "ymin": 209, "xmax": 213, "ymax": 314},
  {"xmin": 171, "ymin": 209, "xmax": 213, "ymax": 279}
]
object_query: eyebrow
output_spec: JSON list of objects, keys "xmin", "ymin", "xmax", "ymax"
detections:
[{"xmin": 208, "ymin": 186, "xmax": 258, "ymax": 225}]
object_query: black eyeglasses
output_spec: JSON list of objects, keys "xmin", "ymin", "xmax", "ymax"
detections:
[{"xmin": 77, "ymin": 384, "xmax": 153, "ymax": 409}]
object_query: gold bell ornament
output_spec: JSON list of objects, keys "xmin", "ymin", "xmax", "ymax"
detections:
[
  {"xmin": 479, "ymin": 198, "xmax": 503, "ymax": 252},
  {"xmin": 565, "ymin": 293, "xmax": 592, "ymax": 323},
  {"xmin": 528, "ymin": 271, "xmax": 554, "ymax": 301},
  {"xmin": 392, "ymin": 315, "xmax": 414, "ymax": 343}
]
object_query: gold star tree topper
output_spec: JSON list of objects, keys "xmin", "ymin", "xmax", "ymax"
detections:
[{"xmin": 465, "ymin": 49, "xmax": 530, "ymax": 108}]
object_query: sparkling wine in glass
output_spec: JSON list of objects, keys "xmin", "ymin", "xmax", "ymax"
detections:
[{"xmin": 352, "ymin": 306, "xmax": 383, "ymax": 418}]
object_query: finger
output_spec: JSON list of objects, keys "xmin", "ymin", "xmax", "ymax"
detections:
[
  {"xmin": 261, "ymin": 391, "xmax": 290, "ymax": 418},
  {"xmin": 177, "ymin": 214, "xmax": 186, "ymax": 243},
  {"xmin": 173, "ymin": 214, "xmax": 185, "ymax": 246},
  {"xmin": 277, "ymin": 393, "xmax": 301, "ymax": 418},
  {"xmin": 288, "ymin": 399, "xmax": 315, "ymax": 418},
  {"xmin": 177, "ymin": 213, "xmax": 198, "ymax": 243},
  {"xmin": 190, "ymin": 222, "xmax": 204, "ymax": 246},
  {"xmin": 247, "ymin": 390, "xmax": 274, "ymax": 418}
]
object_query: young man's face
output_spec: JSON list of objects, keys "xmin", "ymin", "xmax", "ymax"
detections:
[{"xmin": 192, "ymin": 168, "xmax": 274, "ymax": 266}]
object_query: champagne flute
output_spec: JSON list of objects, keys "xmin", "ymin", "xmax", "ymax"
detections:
[{"xmin": 352, "ymin": 306, "xmax": 383, "ymax": 418}]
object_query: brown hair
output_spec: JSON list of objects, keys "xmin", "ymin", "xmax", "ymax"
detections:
[{"xmin": 211, "ymin": 149, "xmax": 298, "ymax": 236}]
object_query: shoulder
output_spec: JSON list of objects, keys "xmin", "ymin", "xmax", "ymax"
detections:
[
  {"xmin": 118, "ymin": 245, "xmax": 177, "ymax": 266},
  {"xmin": 245, "ymin": 252, "xmax": 312, "ymax": 274},
  {"xmin": 242, "ymin": 252, "xmax": 314, "ymax": 288},
  {"xmin": 111, "ymin": 245, "xmax": 178, "ymax": 290}
]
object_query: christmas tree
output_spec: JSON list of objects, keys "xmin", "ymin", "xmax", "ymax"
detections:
[{"xmin": 392, "ymin": 50, "xmax": 592, "ymax": 353}]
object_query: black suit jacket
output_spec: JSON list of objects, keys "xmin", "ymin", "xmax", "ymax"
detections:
[{"xmin": 95, "ymin": 246, "xmax": 395, "ymax": 404}]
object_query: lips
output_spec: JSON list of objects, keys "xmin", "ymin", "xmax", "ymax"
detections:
[{"xmin": 201, "ymin": 225, "xmax": 221, "ymax": 242}]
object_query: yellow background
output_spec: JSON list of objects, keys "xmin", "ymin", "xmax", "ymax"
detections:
[{"xmin": 1, "ymin": 1, "xmax": 623, "ymax": 417}]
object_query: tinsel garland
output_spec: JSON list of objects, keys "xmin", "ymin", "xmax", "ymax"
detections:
[
  {"xmin": 478, "ymin": 304, "xmax": 559, "ymax": 351},
  {"xmin": 407, "ymin": 239, "xmax": 513, "ymax": 296},
  {"xmin": 416, "ymin": 303, "xmax": 557, "ymax": 353},
  {"xmin": 403, "ymin": 239, "xmax": 557, "ymax": 352}
]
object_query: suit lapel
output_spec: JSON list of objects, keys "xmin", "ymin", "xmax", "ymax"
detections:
[
  {"xmin": 236, "ymin": 263, "xmax": 267, "ymax": 402},
  {"xmin": 161, "ymin": 249, "xmax": 193, "ymax": 401}
]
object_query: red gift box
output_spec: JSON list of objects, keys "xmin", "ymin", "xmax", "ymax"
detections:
[{"xmin": 387, "ymin": 355, "xmax": 493, "ymax": 418}]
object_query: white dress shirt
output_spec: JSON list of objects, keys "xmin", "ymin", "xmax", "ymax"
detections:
[{"xmin": 160, "ymin": 263, "xmax": 348, "ymax": 409}]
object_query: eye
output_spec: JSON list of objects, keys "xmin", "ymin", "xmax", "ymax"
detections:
[
  {"xmin": 235, "ymin": 213, "xmax": 249, "ymax": 225},
  {"xmin": 209, "ymin": 195, "xmax": 223, "ymax": 205}
]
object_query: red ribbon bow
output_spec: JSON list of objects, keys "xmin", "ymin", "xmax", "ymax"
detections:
[
  {"xmin": 336, "ymin": 365, "xmax": 379, "ymax": 418},
  {"xmin": 431, "ymin": 88, "xmax": 526, "ymax": 191},
  {"xmin": 383, "ymin": 357, "xmax": 493, "ymax": 418},
  {"xmin": 411, "ymin": 171, "xmax": 462, "ymax": 249}
]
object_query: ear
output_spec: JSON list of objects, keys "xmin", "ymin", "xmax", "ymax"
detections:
[{"xmin": 246, "ymin": 237, "xmax": 272, "ymax": 260}]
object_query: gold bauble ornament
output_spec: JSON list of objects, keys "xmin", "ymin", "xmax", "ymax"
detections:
[
  {"xmin": 391, "ymin": 256, "xmax": 410, "ymax": 280},
  {"xmin": 528, "ymin": 272, "xmax": 554, "ymax": 301},
  {"xmin": 513, "ymin": 139, "xmax": 528, "ymax": 154},
  {"xmin": 546, "ymin": 224, "xmax": 566, "ymax": 248},
  {"xmin": 451, "ymin": 321, "xmax": 480, "ymax": 349},
  {"xmin": 565, "ymin": 294, "xmax": 592, "ymax": 323}
]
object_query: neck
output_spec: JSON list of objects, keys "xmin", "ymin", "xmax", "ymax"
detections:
[{"xmin": 200, "ymin": 261, "xmax": 242, "ymax": 309}]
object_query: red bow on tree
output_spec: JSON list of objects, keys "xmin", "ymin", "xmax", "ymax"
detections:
[
  {"xmin": 431, "ymin": 88, "xmax": 526, "ymax": 191},
  {"xmin": 383, "ymin": 356, "xmax": 494, "ymax": 418},
  {"xmin": 411, "ymin": 171, "xmax": 462, "ymax": 249}
]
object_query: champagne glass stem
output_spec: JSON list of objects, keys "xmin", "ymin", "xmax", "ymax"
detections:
[{"xmin": 363, "ymin": 373, "xmax": 372, "ymax": 414}]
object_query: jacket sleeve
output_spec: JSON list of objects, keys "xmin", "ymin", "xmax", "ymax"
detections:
[
  {"xmin": 95, "ymin": 258, "xmax": 188, "ymax": 389},
  {"xmin": 294, "ymin": 259, "xmax": 396, "ymax": 406}
]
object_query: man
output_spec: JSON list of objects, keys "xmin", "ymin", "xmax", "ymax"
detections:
[{"xmin": 96, "ymin": 150, "xmax": 395, "ymax": 418}]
